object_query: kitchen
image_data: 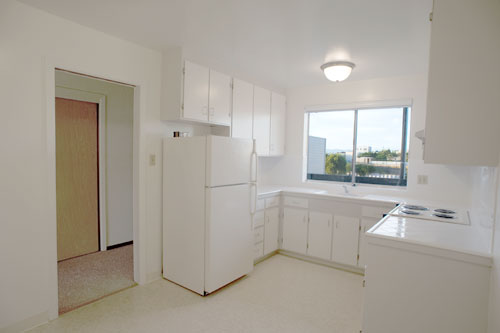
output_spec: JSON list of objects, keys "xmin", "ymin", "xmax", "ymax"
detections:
[{"xmin": 1, "ymin": 0, "xmax": 500, "ymax": 332}]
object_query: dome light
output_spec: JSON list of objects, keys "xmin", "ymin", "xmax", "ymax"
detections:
[{"xmin": 321, "ymin": 61, "xmax": 355, "ymax": 82}]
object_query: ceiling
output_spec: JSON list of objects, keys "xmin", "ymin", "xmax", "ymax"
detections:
[{"xmin": 20, "ymin": 0, "xmax": 433, "ymax": 90}]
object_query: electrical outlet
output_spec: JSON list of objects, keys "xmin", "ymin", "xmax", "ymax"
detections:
[
  {"xmin": 417, "ymin": 175, "xmax": 428, "ymax": 185},
  {"xmin": 149, "ymin": 154, "xmax": 156, "ymax": 166}
]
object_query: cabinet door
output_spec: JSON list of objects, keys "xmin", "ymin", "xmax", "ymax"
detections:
[
  {"xmin": 424, "ymin": 0, "xmax": 500, "ymax": 166},
  {"xmin": 183, "ymin": 61, "xmax": 209, "ymax": 122},
  {"xmin": 208, "ymin": 69, "xmax": 231, "ymax": 126},
  {"xmin": 282, "ymin": 207, "xmax": 308, "ymax": 254},
  {"xmin": 252, "ymin": 86, "xmax": 271, "ymax": 156},
  {"xmin": 358, "ymin": 217, "xmax": 379, "ymax": 268},
  {"xmin": 332, "ymin": 215, "xmax": 360, "ymax": 266},
  {"xmin": 269, "ymin": 92, "xmax": 286, "ymax": 156},
  {"xmin": 232, "ymin": 79, "xmax": 254, "ymax": 139},
  {"xmin": 264, "ymin": 207, "xmax": 280, "ymax": 255},
  {"xmin": 307, "ymin": 211, "xmax": 332, "ymax": 261}
]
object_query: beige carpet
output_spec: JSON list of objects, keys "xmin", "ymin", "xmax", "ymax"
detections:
[{"xmin": 58, "ymin": 244, "xmax": 135, "ymax": 314}]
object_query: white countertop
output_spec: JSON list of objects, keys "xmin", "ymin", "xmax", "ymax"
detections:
[
  {"xmin": 257, "ymin": 185, "xmax": 399, "ymax": 205},
  {"xmin": 367, "ymin": 215, "xmax": 492, "ymax": 260}
]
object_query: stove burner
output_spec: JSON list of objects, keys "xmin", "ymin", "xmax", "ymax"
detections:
[
  {"xmin": 434, "ymin": 208, "xmax": 456, "ymax": 214},
  {"xmin": 401, "ymin": 209, "xmax": 421, "ymax": 215},
  {"xmin": 432, "ymin": 213, "xmax": 456, "ymax": 219},
  {"xmin": 402, "ymin": 205, "xmax": 429, "ymax": 211}
]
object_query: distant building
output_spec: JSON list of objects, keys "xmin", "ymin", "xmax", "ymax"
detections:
[
  {"xmin": 308, "ymin": 136, "xmax": 326, "ymax": 174},
  {"xmin": 357, "ymin": 146, "xmax": 372, "ymax": 154},
  {"xmin": 356, "ymin": 156, "xmax": 372, "ymax": 164}
]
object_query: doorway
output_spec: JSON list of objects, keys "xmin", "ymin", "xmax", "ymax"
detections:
[{"xmin": 54, "ymin": 69, "xmax": 136, "ymax": 314}]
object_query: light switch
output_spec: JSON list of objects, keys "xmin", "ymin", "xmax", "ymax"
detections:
[
  {"xmin": 417, "ymin": 175, "xmax": 428, "ymax": 185},
  {"xmin": 149, "ymin": 154, "xmax": 156, "ymax": 166}
]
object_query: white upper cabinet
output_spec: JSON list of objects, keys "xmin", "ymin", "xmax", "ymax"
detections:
[
  {"xmin": 307, "ymin": 211, "xmax": 332, "ymax": 261},
  {"xmin": 424, "ymin": 0, "xmax": 500, "ymax": 166},
  {"xmin": 161, "ymin": 49, "xmax": 231, "ymax": 127},
  {"xmin": 231, "ymin": 79, "xmax": 254, "ymax": 139},
  {"xmin": 208, "ymin": 69, "xmax": 232, "ymax": 126},
  {"xmin": 183, "ymin": 61, "xmax": 210, "ymax": 122},
  {"xmin": 269, "ymin": 92, "xmax": 286, "ymax": 156},
  {"xmin": 253, "ymin": 86, "xmax": 271, "ymax": 156},
  {"xmin": 332, "ymin": 216, "xmax": 360, "ymax": 267}
]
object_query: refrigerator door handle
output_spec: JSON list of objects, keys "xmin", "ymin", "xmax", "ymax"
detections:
[
  {"xmin": 250, "ymin": 182, "xmax": 257, "ymax": 217},
  {"xmin": 251, "ymin": 140, "xmax": 258, "ymax": 182}
]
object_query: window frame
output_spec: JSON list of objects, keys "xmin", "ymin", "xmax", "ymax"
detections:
[{"xmin": 305, "ymin": 104, "xmax": 411, "ymax": 187}]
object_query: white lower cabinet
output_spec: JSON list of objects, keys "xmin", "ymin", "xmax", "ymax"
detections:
[
  {"xmin": 358, "ymin": 217, "xmax": 379, "ymax": 268},
  {"xmin": 307, "ymin": 211, "xmax": 333, "ymax": 261},
  {"xmin": 253, "ymin": 195, "xmax": 280, "ymax": 261},
  {"xmin": 253, "ymin": 242, "xmax": 264, "ymax": 259},
  {"xmin": 332, "ymin": 216, "xmax": 360, "ymax": 267},
  {"xmin": 256, "ymin": 193, "xmax": 392, "ymax": 270},
  {"xmin": 282, "ymin": 207, "xmax": 308, "ymax": 254},
  {"xmin": 264, "ymin": 207, "xmax": 280, "ymax": 255}
]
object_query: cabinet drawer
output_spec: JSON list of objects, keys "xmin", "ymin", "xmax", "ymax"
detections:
[
  {"xmin": 256, "ymin": 199, "xmax": 265, "ymax": 211},
  {"xmin": 253, "ymin": 211, "xmax": 265, "ymax": 228},
  {"xmin": 254, "ymin": 226, "xmax": 264, "ymax": 243},
  {"xmin": 283, "ymin": 196, "xmax": 308, "ymax": 209},
  {"xmin": 265, "ymin": 196, "xmax": 280, "ymax": 208},
  {"xmin": 362, "ymin": 206, "xmax": 391, "ymax": 219},
  {"xmin": 253, "ymin": 242, "xmax": 264, "ymax": 259}
]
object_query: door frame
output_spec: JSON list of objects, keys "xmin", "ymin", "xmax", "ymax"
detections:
[
  {"xmin": 55, "ymin": 86, "xmax": 108, "ymax": 252},
  {"xmin": 44, "ymin": 58, "xmax": 147, "ymax": 320}
]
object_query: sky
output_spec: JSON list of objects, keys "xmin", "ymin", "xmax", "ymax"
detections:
[{"xmin": 308, "ymin": 107, "xmax": 410, "ymax": 152}]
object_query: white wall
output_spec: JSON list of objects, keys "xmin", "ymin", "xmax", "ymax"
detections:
[
  {"xmin": 259, "ymin": 74, "xmax": 491, "ymax": 207},
  {"xmin": 55, "ymin": 71, "xmax": 134, "ymax": 247},
  {"xmin": 0, "ymin": 1, "xmax": 211, "ymax": 330}
]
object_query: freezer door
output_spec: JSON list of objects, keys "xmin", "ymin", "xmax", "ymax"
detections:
[
  {"xmin": 206, "ymin": 135, "xmax": 255, "ymax": 187},
  {"xmin": 205, "ymin": 184, "xmax": 254, "ymax": 293}
]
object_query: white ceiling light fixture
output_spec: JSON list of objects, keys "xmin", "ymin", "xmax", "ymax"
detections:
[{"xmin": 321, "ymin": 61, "xmax": 355, "ymax": 82}]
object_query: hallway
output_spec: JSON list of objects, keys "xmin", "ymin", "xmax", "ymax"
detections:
[{"xmin": 58, "ymin": 244, "xmax": 135, "ymax": 314}]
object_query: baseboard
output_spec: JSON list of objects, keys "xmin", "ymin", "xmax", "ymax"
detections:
[
  {"xmin": 278, "ymin": 250, "xmax": 365, "ymax": 275},
  {"xmin": 254, "ymin": 250, "xmax": 279, "ymax": 264},
  {"xmin": 106, "ymin": 240, "xmax": 133, "ymax": 251},
  {"xmin": 0, "ymin": 311, "xmax": 48, "ymax": 333}
]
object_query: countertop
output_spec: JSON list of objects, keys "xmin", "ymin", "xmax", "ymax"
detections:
[
  {"xmin": 257, "ymin": 185, "xmax": 399, "ymax": 206},
  {"xmin": 367, "ymin": 214, "xmax": 493, "ymax": 261}
]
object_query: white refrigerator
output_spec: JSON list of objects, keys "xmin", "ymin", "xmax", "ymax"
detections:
[{"xmin": 163, "ymin": 135, "xmax": 257, "ymax": 295}]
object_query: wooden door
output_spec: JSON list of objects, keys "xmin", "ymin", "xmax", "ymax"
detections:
[
  {"xmin": 252, "ymin": 86, "xmax": 271, "ymax": 156},
  {"xmin": 231, "ymin": 78, "xmax": 254, "ymax": 139},
  {"xmin": 269, "ymin": 92, "xmax": 286, "ymax": 156},
  {"xmin": 307, "ymin": 211, "xmax": 333, "ymax": 260},
  {"xmin": 282, "ymin": 207, "xmax": 308, "ymax": 254},
  {"xmin": 183, "ymin": 60, "xmax": 209, "ymax": 122},
  {"xmin": 264, "ymin": 207, "xmax": 280, "ymax": 255},
  {"xmin": 332, "ymin": 215, "xmax": 360, "ymax": 266},
  {"xmin": 208, "ymin": 69, "xmax": 231, "ymax": 125},
  {"xmin": 56, "ymin": 97, "xmax": 99, "ymax": 261}
]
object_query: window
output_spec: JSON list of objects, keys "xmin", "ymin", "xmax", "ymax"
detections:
[{"xmin": 306, "ymin": 106, "xmax": 410, "ymax": 187}]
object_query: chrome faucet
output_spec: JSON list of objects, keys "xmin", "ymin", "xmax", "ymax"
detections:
[{"xmin": 342, "ymin": 185, "xmax": 349, "ymax": 194}]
